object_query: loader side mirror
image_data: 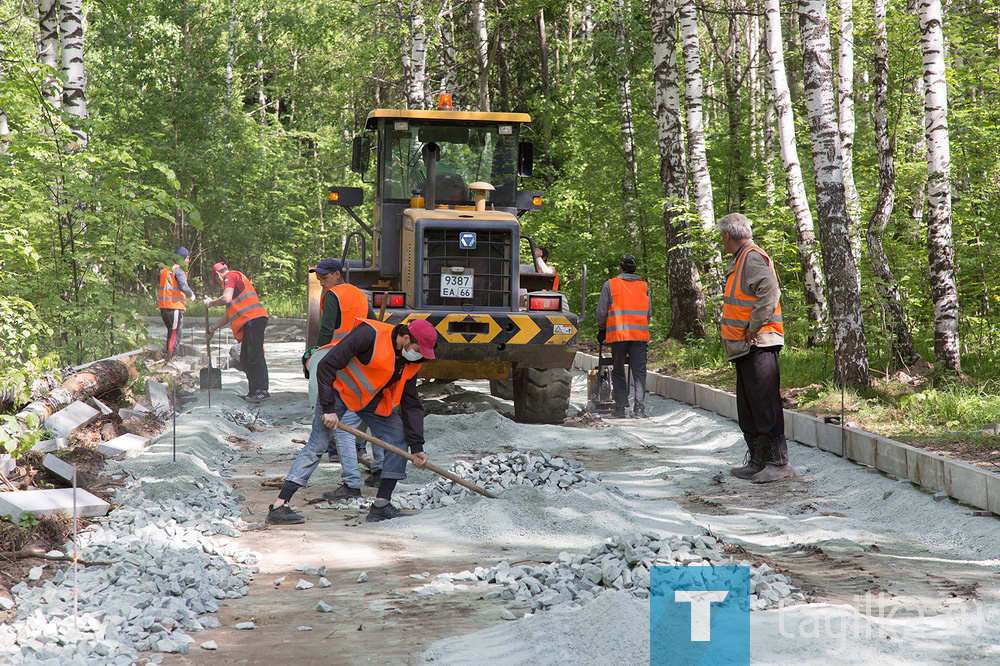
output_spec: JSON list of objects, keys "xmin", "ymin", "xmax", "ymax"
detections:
[
  {"xmin": 517, "ymin": 141, "xmax": 534, "ymax": 178},
  {"xmin": 351, "ymin": 136, "xmax": 371, "ymax": 174}
]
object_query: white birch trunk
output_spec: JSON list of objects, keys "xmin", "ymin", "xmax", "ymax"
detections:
[
  {"xmin": 438, "ymin": 0, "xmax": 457, "ymax": 95},
  {"xmin": 225, "ymin": 0, "xmax": 236, "ymax": 114},
  {"xmin": 837, "ymin": 0, "xmax": 861, "ymax": 234},
  {"xmin": 654, "ymin": 0, "xmax": 706, "ymax": 338},
  {"xmin": 799, "ymin": 0, "xmax": 869, "ymax": 388},
  {"xmin": 867, "ymin": 0, "xmax": 918, "ymax": 368},
  {"xmin": 764, "ymin": 0, "xmax": 828, "ymax": 337},
  {"xmin": 475, "ymin": 0, "xmax": 491, "ymax": 111},
  {"xmin": 0, "ymin": 106, "xmax": 8, "ymax": 153},
  {"xmin": 37, "ymin": 0, "xmax": 61, "ymax": 111},
  {"xmin": 582, "ymin": 3, "xmax": 594, "ymax": 43},
  {"xmin": 919, "ymin": 0, "xmax": 961, "ymax": 372},
  {"xmin": 407, "ymin": 5, "xmax": 427, "ymax": 109},
  {"xmin": 59, "ymin": 0, "xmax": 88, "ymax": 141},
  {"xmin": 614, "ymin": 0, "xmax": 641, "ymax": 244}
]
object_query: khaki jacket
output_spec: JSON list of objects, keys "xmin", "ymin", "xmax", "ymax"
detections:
[{"xmin": 723, "ymin": 241, "xmax": 783, "ymax": 361}]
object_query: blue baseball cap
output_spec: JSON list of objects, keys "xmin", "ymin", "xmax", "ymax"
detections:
[
  {"xmin": 309, "ymin": 258, "xmax": 343, "ymax": 275},
  {"xmin": 176, "ymin": 246, "xmax": 190, "ymax": 258}
]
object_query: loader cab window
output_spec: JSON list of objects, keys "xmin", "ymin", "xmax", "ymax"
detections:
[{"xmin": 382, "ymin": 122, "xmax": 518, "ymax": 207}]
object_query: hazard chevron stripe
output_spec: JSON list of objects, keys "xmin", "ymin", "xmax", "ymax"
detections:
[{"xmin": 397, "ymin": 312, "xmax": 576, "ymax": 345}]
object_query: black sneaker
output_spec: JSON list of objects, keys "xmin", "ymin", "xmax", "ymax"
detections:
[
  {"xmin": 322, "ymin": 484, "xmax": 362, "ymax": 501},
  {"xmin": 327, "ymin": 449, "xmax": 341, "ymax": 463},
  {"xmin": 610, "ymin": 407, "xmax": 626, "ymax": 418},
  {"xmin": 267, "ymin": 504, "xmax": 305, "ymax": 525},
  {"xmin": 245, "ymin": 391, "xmax": 271, "ymax": 404},
  {"xmin": 364, "ymin": 472, "xmax": 382, "ymax": 488},
  {"xmin": 633, "ymin": 405, "xmax": 648, "ymax": 419},
  {"xmin": 366, "ymin": 502, "xmax": 403, "ymax": 522}
]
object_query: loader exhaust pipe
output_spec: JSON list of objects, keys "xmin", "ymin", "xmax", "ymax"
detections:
[{"xmin": 424, "ymin": 142, "xmax": 439, "ymax": 210}]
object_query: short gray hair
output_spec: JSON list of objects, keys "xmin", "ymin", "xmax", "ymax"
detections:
[{"xmin": 717, "ymin": 213, "xmax": 752, "ymax": 240}]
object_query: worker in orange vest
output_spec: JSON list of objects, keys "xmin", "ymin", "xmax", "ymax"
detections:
[
  {"xmin": 157, "ymin": 247, "xmax": 196, "ymax": 355},
  {"xmin": 204, "ymin": 262, "xmax": 270, "ymax": 403},
  {"xmin": 596, "ymin": 254, "xmax": 651, "ymax": 419},
  {"xmin": 276, "ymin": 318, "xmax": 438, "ymax": 524},
  {"xmin": 534, "ymin": 245, "xmax": 560, "ymax": 291},
  {"xmin": 718, "ymin": 213, "xmax": 792, "ymax": 483}
]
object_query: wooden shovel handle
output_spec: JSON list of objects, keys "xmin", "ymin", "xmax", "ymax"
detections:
[{"xmin": 336, "ymin": 423, "xmax": 496, "ymax": 499}]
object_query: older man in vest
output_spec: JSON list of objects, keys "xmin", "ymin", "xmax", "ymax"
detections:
[
  {"xmin": 719, "ymin": 213, "xmax": 794, "ymax": 483},
  {"xmin": 596, "ymin": 254, "xmax": 652, "ymax": 418},
  {"xmin": 157, "ymin": 247, "xmax": 196, "ymax": 355},
  {"xmin": 205, "ymin": 262, "xmax": 270, "ymax": 403}
]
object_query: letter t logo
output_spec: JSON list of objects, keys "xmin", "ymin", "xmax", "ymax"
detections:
[{"xmin": 674, "ymin": 590, "xmax": 729, "ymax": 641}]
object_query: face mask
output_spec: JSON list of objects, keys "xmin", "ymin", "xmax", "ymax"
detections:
[{"xmin": 402, "ymin": 348, "xmax": 422, "ymax": 362}]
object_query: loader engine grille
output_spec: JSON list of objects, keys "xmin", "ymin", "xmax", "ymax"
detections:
[{"xmin": 422, "ymin": 228, "xmax": 511, "ymax": 308}]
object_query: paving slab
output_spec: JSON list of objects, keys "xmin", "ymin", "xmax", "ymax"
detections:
[
  {"xmin": 874, "ymin": 438, "xmax": 910, "ymax": 479},
  {"xmin": 44, "ymin": 401, "xmax": 100, "ymax": 439},
  {"xmin": 666, "ymin": 377, "xmax": 694, "ymax": 405},
  {"xmin": 789, "ymin": 412, "xmax": 818, "ymax": 447},
  {"xmin": 98, "ymin": 433, "xmax": 150, "ymax": 458},
  {"xmin": 90, "ymin": 397, "xmax": 114, "ymax": 416},
  {"xmin": 906, "ymin": 448, "xmax": 947, "ymax": 494},
  {"xmin": 0, "ymin": 454, "xmax": 13, "ymax": 476},
  {"xmin": 30, "ymin": 437, "xmax": 68, "ymax": 454},
  {"xmin": 987, "ymin": 475, "xmax": 1000, "ymax": 515},
  {"xmin": 817, "ymin": 422, "xmax": 844, "ymax": 456},
  {"xmin": 945, "ymin": 461, "xmax": 990, "ymax": 510},
  {"xmin": 42, "ymin": 454, "xmax": 77, "ymax": 483},
  {"xmin": 147, "ymin": 379, "xmax": 171, "ymax": 414},
  {"xmin": 716, "ymin": 391, "xmax": 737, "ymax": 420},
  {"xmin": 0, "ymin": 488, "xmax": 109, "ymax": 522},
  {"xmin": 844, "ymin": 427, "xmax": 877, "ymax": 467}
]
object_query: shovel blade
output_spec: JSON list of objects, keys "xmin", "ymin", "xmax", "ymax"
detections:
[{"xmin": 199, "ymin": 366, "xmax": 222, "ymax": 390}]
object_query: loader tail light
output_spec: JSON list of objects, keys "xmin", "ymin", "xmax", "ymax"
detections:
[
  {"xmin": 528, "ymin": 295, "xmax": 562, "ymax": 311},
  {"xmin": 373, "ymin": 292, "xmax": 406, "ymax": 308},
  {"xmin": 532, "ymin": 195, "xmax": 542, "ymax": 206},
  {"xmin": 329, "ymin": 191, "xmax": 339, "ymax": 202}
]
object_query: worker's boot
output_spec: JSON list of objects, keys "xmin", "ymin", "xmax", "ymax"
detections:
[
  {"xmin": 730, "ymin": 435, "xmax": 766, "ymax": 479},
  {"xmin": 751, "ymin": 437, "xmax": 795, "ymax": 483}
]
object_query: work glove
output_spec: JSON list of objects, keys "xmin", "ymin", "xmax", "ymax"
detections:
[
  {"xmin": 301, "ymin": 346, "xmax": 318, "ymax": 379},
  {"xmin": 203, "ymin": 297, "xmax": 213, "ymax": 307},
  {"xmin": 597, "ymin": 329, "xmax": 606, "ymax": 343}
]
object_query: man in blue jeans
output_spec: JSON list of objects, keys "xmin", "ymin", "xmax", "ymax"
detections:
[{"xmin": 267, "ymin": 318, "xmax": 438, "ymax": 524}]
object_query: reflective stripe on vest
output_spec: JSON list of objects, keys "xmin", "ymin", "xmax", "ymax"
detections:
[
  {"xmin": 224, "ymin": 272, "xmax": 268, "ymax": 336},
  {"xmin": 158, "ymin": 265, "xmax": 186, "ymax": 310},
  {"xmin": 720, "ymin": 243, "xmax": 784, "ymax": 341},
  {"xmin": 606, "ymin": 278, "xmax": 650, "ymax": 342},
  {"xmin": 333, "ymin": 319, "xmax": 421, "ymax": 416},
  {"xmin": 321, "ymin": 283, "xmax": 370, "ymax": 344}
]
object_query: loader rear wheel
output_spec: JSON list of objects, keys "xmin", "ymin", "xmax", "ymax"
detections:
[
  {"xmin": 489, "ymin": 378, "xmax": 514, "ymax": 400},
  {"xmin": 513, "ymin": 368, "xmax": 571, "ymax": 424}
]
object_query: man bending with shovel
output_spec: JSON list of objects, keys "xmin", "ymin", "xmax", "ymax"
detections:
[{"xmin": 268, "ymin": 318, "xmax": 437, "ymax": 524}]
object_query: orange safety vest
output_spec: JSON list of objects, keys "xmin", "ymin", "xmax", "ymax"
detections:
[
  {"xmin": 552, "ymin": 267, "xmax": 560, "ymax": 291},
  {"xmin": 321, "ymin": 283, "xmax": 370, "ymax": 344},
  {"xmin": 720, "ymin": 243, "xmax": 784, "ymax": 341},
  {"xmin": 158, "ymin": 265, "xmax": 186, "ymax": 310},
  {"xmin": 224, "ymin": 271, "xmax": 268, "ymax": 337},
  {"xmin": 606, "ymin": 277, "xmax": 650, "ymax": 342},
  {"xmin": 334, "ymin": 319, "xmax": 421, "ymax": 416}
]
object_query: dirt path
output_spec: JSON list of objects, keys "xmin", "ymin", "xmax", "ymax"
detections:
[{"xmin": 160, "ymin": 342, "xmax": 1000, "ymax": 665}]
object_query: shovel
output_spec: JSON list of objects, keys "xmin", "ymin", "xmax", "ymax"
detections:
[
  {"xmin": 200, "ymin": 308, "xmax": 222, "ymax": 391},
  {"xmin": 336, "ymin": 423, "xmax": 497, "ymax": 499}
]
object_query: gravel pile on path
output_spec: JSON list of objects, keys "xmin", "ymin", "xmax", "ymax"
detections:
[
  {"xmin": 394, "ymin": 450, "xmax": 602, "ymax": 510},
  {"xmin": 0, "ymin": 459, "xmax": 258, "ymax": 663},
  {"xmin": 414, "ymin": 533, "xmax": 802, "ymax": 613}
]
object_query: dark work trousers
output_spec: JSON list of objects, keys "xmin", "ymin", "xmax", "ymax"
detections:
[
  {"xmin": 734, "ymin": 346, "xmax": 784, "ymax": 443},
  {"xmin": 241, "ymin": 317, "xmax": 269, "ymax": 395},
  {"xmin": 611, "ymin": 340, "xmax": 647, "ymax": 410},
  {"xmin": 160, "ymin": 308, "xmax": 183, "ymax": 355}
]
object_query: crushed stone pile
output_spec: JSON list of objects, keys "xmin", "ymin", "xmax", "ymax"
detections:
[
  {"xmin": 394, "ymin": 450, "xmax": 602, "ymax": 510},
  {"xmin": 0, "ymin": 472, "xmax": 258, "ymax": 664},
  {"xmin": 414, "ymin": 533, "xmax": 803, "ymax": 613}
]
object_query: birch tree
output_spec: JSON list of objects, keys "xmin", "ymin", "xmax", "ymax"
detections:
[
  {"xmin": 474, "ymin": 0, "xmax": 490, "ymax": 111},
  {"xmin": 654, "ymin": 0, "xmax": 706, "ymax": 338},
  {"xmin": 37, "ymin": 0, "xmax": 60, "ymax": 111},
  {"xmin": 799, "ymin": 0, "xmax": 870, "ymax": 388},
  {"xmin": 614, "ymin": 0, "xmax": 642, "ymax": 246},
  {"xmin": 678, "ymin": 0, "xmax": 722, "ymax": 292},
  {"xmin": 837, "ymin": 0, "xmax": 861, "ymax": 233},
  {"xmin": 400, "ymin": 1, "xmax": 427, "ymax": 109},
  {"xmin": 919, "ymin": 0, "xmax": 961, "ymax": 372},
  {"xmin": 438, "ymin": 0, "xmax": 457, "ymax": 95},
  {"xmin": 763, "ymin": 0, "xmax": 828, "ymax": 337},
  {"xmin": 866, "ymin": 0, "xmax": 918, "ymax": 368}
]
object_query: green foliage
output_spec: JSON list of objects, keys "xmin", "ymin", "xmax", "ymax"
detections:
[
  {"xmin": 0, "ymin": 412, "xmax": 43, "ymax": 459},
  {"xmin": 899, "ymin": 388, "xmax": 1000, "ymax": 430}
]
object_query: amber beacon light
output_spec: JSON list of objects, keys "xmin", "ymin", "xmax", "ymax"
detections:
[{"xmin": 437, "ymin": 93, "xmax": 453, "ymax": 110}]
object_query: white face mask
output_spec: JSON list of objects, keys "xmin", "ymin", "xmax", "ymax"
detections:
[{"xmin": 402, "ymin": 347, "xmax": 422, "ymax": 362}]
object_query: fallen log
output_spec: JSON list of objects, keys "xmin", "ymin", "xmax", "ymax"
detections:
[{"xmin": 16, "ymin": 358, "xmax": 136, "ymax": 423}]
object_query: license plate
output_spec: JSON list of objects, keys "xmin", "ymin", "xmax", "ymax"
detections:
[{"xmin": 440, "ymin": 269, "xmax": 474, "ymax": 298}]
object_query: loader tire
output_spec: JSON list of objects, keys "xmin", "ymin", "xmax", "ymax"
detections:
[
  {"xmin": 513, "ymin": 368, "xmax": 571, "ymax": 424},
  {"xmin": 489, "ymin": 378, "xmax": 514, "ymax": 400}
]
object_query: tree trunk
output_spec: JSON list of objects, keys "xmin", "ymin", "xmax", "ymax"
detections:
[
  {"xmin": 867, "ymin": 0, "xmax": 918, "ymax": 369},
  {"xmin": 763, "ymin": 0, "xmax": 829, "ymax": 339},
  {"xmin": 724, "ymin": 9, "xmax": 745, "ymax": 210},
  {"xmin": 654, "ymin": 0, "xmax": 706, "ymax": 339},
  {"xmin": 37, "ymin": 0, "xmax": 61, "ymax": 111},
  {"xmin": 614, "ymin": 0, "xmax": 642, "ymax": 247},
  {"xmin": 799, "ymin": 0, "xmax": 870, "ymax": 389},
  {"xmin": 59, "ymin": 0, "xmax": 87, "ymax": 143},
  {"xmin": 406, "ymin": 3, "xmax": 427, "ymax": 109},
  {"xmin": 919, "ymin": 0, "xmax": 961, "ymax": 373},
  {"xmin": 474, "ymin": 0, "xmax": 491, "ymax": 111},
  {"xmin": 438, "ymin": 0, "xmax": 457, "ymax": 95},
  {"xmin": 837, "ymin": 0, "xmax": 861, "ymax": 246},
  {"xmin": 678, "ymin": 0, "xmax": 722, "ymax": 294}
]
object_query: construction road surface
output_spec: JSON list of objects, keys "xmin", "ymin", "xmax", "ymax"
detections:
[{"xmin": 163, "ymin": 340, "xmax": 1000, "ymax": 665}]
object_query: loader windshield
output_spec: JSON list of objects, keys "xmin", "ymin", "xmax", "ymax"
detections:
[{"xmin": 382, "ymin": 122, "xmax": 518, "ymax": 207}]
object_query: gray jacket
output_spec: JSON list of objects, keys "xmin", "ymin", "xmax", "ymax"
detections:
[
  {"xmin": 722, "ymin": 241, "xmax": 783, "ymax": 361},
  {"xmin": 596, "ymin": 273, "xmax": 652, "ymax": 331}
]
